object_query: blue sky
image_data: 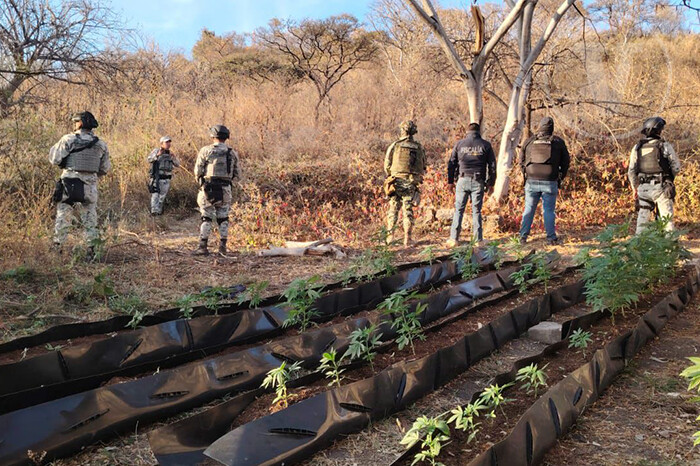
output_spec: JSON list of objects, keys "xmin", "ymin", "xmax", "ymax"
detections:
[{"xmin": 116, "ymin": 0, "xmax": 467, "ymax": 52}]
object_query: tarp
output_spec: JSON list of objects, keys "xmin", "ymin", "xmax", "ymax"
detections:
[
  {"xmin": 200, "ymin": 280, "xmax": 586, "ymax": 466},
  {"xmin": 468, "ymin": 265, "xmax": 700, "ymax": 466},
  {"xmin": 0, "ymin": 261, "xmax": 522, "ymax": 466}
]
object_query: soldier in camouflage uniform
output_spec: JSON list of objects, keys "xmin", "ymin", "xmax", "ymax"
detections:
[
  {"xmin": 384, "ymin": 120, "xmax": 427, "ymax": 247},
  {"xmin": 147, "ymin": 136, "xmax": 181, "ymax": 215},
  {"xmin": 49, "ymin": 112, "xmax": 110, "ymax": 258},
  {"xmin": 193, "ymin": 125, "xmax": 240, "ymax": 256},
  {"xmin": 628, "ymin": 116, "xmax": 681, "ymax": 234}
]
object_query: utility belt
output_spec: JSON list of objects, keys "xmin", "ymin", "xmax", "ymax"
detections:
[
  {"xmin": 459, "ymin": 171, "xmax": 484, "ymax": 180},
  {"xmin": 157, "ymin": 175, "xmax": 172, "ymax": 180},
  {"xmin": 638, "ymin": 173, "xmax": 663, "ymax": 185}
]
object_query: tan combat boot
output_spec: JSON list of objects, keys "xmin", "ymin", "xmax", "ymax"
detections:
[{"xmin": 192, "ymin": 238, "xmax": 209, "ymax": 256}]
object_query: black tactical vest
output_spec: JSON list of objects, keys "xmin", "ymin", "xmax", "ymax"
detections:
[{"xmin": 525, "ymin": 136, "xmax": 560, "ymax": 180}]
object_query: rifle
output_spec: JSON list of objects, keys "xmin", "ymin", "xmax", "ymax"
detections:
[{"xmin": 148, "ymin": 153, "xmax": 161, "ymax": 194}]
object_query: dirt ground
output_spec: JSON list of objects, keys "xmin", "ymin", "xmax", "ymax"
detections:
[
  {"xmin": 1, "ymin": 215, "xmax": 699, "ymax": 466},
  {"xmin": 542, "ymin": 300, "xmax": 700, "ymax": 466}
]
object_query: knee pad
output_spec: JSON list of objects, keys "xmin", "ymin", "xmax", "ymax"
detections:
[{"xmin": 217, "ymin": 217, "xmax": 228, "ymax": 225}]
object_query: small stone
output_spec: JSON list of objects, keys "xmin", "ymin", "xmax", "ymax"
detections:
[
  {"xmin": 527, "ymin": 321, "xmax": 563, "ymax": 344},
  {"xmin": 635, "ymin": 434, "xmax": 645, "ymax": 442},
  {"xmin": 658, "ymin": 430, "xmax": 671, "ymax": 438}
]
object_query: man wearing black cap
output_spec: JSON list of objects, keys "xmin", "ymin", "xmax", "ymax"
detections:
[
  {"xmin": 49, "ymin": 111, "xmax": 110, "ymax": 258},
  {"xmin": 518, "ymin": 116, "xmax": 570, "ymax": 245},
  {"xmin": 147, "ymin": 135, "xmax": 181, "ymax": 215},
  {"xmin": 193, "ymin": 125, "xmax": 240, "ymax": 256},
  {"xmin": 628, "ymin": 116, "xmax": 681, "ymax": 234}
]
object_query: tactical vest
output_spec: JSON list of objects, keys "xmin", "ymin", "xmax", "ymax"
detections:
[
  {"xmin": 204, "ymin": 146, "xmax": 232, "ymax": 179},
  {"xmin": 637, "ymin": 139, "xmax": 665, "ymax": 175},
  {"xmin": 63, "ymin": 136, "xmax": 102, "ymax": 173},
  {"xmin": 157, "ymin": 153, "xmax": 175, "ymax": 175},
  {"xmin": 390, "ymin": 140, "xmax": 422, "ymax": 176},
  {"xmin": 525, "ymin": 136, "xmax": 559, "ymax": 180}
]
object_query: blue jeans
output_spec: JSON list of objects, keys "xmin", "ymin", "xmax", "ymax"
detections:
[
  {"xmin": 450, "ymin": 176, "xmax": 485, "ymax": 242},
  {"xmin": 519, "ymin": 179, "xmax": 559, "ymax": 241}
]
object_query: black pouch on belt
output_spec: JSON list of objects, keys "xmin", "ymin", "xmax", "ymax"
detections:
[
  {"xmin": 52, "ymin": 179, "xmax": 64, "ymax": 204},
  {"xmin": 62, "ymin": 178, "xmax": 85, "ymax": 205},
  {"xmin": 204, "ymin": 182, "xmax": 225, "ymax": 203},
  {"xmin": 662, "ymin": 180, "xmax": 676, "ymax": 200}
]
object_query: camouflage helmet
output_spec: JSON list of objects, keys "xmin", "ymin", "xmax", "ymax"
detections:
[
  {"xmin": 70, "ymin": 111, "xmax": 99, "ymax": 129},
  {"xmin": 642, "ymin": 116, "xmax": 666, "ymax": 136},
  {"xmin": 209, "ymin": 124, "xmax": 230, "ymax": 140},
  {"xmin": 399, "ymin": 120, "xmax": 417, "ymax": 136}
]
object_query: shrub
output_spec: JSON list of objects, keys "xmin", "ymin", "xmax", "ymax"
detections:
[{"xmin": 282, "ymin": 275, "xmax": 324, "ymax": 331}]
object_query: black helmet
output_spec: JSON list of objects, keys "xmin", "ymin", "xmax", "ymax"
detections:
[
  {"xmin": 71, "ymin": 111, "xmax": 99, "ymax": 129},
  {"xmin": 642, "ymin": 116, "xmax": 665, "ymax": 136},
  {"xmin": 209, "ymin": 124, "xmax": 230, "ymax": 140}
]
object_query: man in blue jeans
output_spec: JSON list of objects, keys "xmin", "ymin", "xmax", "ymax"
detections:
[
  {"xmin": 446, "ymin": 123, "xmax": 496, "ymax": 246},
  {"xmin": 518, "ymin": 117, "xmax": 570, "ymax": 245}
]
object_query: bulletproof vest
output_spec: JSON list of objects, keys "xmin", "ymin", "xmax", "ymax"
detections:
[
  {"xmin": 525, "ymin": 136, "xmax": 559, "ymax": 180},
  {"xmin": 204, "ymin": 145, "xmax": 232, "ymax": 179},
  {"xmin": 390, "ymin": 140, "xmax": 422, "ymax": 176},
  {"xmin": 63, "ymin": 136, "xmax": 102, "ymax": 173},
  {"xmin": 637, "ymin": 139, "xmax": 665, "ymax": 175},
  {"xmin": 158, "ymin": 152, "xmax": 175, "ymax": 175}
]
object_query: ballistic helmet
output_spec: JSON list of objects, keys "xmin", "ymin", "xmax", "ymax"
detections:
[
  {"xmin": 642, "ymin": 116, "xmax": 666, "ymax": 137},
  {"xmin": 70, "ymin": 111, "xmax": 99, "ymax": 129},
  {"xmin": 399, "ymin": 120, "xmax": 417, "ymax": 136},
  {"xmin": 210, "ymin": 125, "xmax": 230, "ymax": 140}
]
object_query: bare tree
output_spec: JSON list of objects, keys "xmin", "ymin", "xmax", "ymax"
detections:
[
  {"xmin": 491, "ymin": 0, "xmax": 579, "ymax": 203},
  {"xmin": 403, "ymin": 0, "xmax": 530, "ymax": 124},
  {"xmin": 0, "ymin": 0, "xmax": 126, "ymax": 115},
  {"xmin": 255, "ymin": 14, "xmax": 379, "ymax": 122}
]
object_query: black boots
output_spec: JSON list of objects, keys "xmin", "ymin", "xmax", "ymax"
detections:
[
  {"xmin": 218, "ymin": 239, "xmax": 227, "ymax": 256},
  {"xmin": 193, "ymin": 238, "xmax": 209, "ymax": 256}
]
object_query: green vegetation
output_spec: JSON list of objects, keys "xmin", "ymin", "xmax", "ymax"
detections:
[
  {"xmin": 281, "ymin": 275, "xmax": 324, "ymax": 331},
  {"xmin": 509, "ymin": 251, "xmax": 551, "ymax": 294},
  {"xmin": 477, "ymin": 382, "xmax": 514, "ymax": 419},
  {"xmin": 680, "ymin": 357, "xmax": 700, "ymax": 446},
  {"xmin": 450, "ymin": 238, "xmax": 481, "ymax": 279},
  {"xmin": 447, "ymin": 400, "xmax": 486, "ymax": 444},
  {"xmin": 236, "ymin": 281, "xmax": 270, "ymax": 308},
  {"xmin": 344, "ymin": 323, "xmax": 382, "ymax": 370},
  {"xmin": 109, "ymin": 293, "xmax": 149, "ymax": 329},
  {"xmin": 1, "ymin": 265, "xmax": 35, "ymax": 282},
  {"xmin": 261, "ymin": 361, "xmax": 302, "ymax": 409},
  {"xmin": 378, "ymin": 290, "xmax": 427, "ymax": 354},
  {"xmin": 515, "ymin": 363, "xmax": 548, "ymax": 397},
  {"xmin": 319, "ymin": 348, "xmax": 345, "ymax": 387},
  {"xmin": 568, "ymin": 328, "xmax": 593, "ymax": 352},
  {"xmin": 582, "ymin": 218, "xmax": 687, "ymax": 323},
  {"xmin": 340, "ymin": 227, "xmax": 397, "ymax": 285},
  {"xmin": 400, "ymin": 414, "xmax": 450, "ymax": 466}
]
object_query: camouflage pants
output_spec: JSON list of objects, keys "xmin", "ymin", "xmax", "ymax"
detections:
[
  {"xmin": 636, "ymin": 182, "xmax": 674, "ymax": 234},
  {"xmin": 53, "ymin": 180, "xmax": 99, "ymax": 245},
  {"xmin": 150, "ymin": 179, "xmax": 171, "ymax": 214},
  {"xmin": 197, "ymin": 185, "xmax": 232, "ymax": 240},
  {"xmin": 387, "ymin": 178, "xmax": 419, "ymax": 236}
]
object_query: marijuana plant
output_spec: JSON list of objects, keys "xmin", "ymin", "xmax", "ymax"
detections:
[
  {"xmin": 319, "ymin": 348, "xmax": 345, "ymax": 387},
  {"xmin": 344, "ymin": 323, "xmax": 382, "ymax": 370},
  {"xmin": 282, "ymin": 275, "xmax": 324, "ymax": 331},
  {"xmin": 515, "ymin": 363, "xmax": 549, "ymax": 397},
  {"xmin": 378, "ymin": 290, "xmax": 427, "ymax": 354},
  {"xmin": 477, "ymin": 382, "xmax": 514, "ymax": 419},
  {"xmin": 680, "ymin": 357, "xmax": 700, "ymax": 446},
  {"xmin": 400, "ymin": 414, "xmax": 450, "ymax": 466},
  {"xmin": 235, "ymin": 281, "xmax": 269, "ymax": 308},
  {"xmin": 447, "ymin": 399, "xmax": 486, "ymax": 443},
  {"xmin": 261, "ymin": 361, "xmax": 302, "ymax": 409},
  {"xmin": 568, "ymin": 328, "xmax": 593, "ymax": 352}
]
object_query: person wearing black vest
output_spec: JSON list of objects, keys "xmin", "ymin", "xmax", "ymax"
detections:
[
  {"xmin": 446, "ymin": 123, "xmax": 496, "ymax": 246},
  {"xmin": 518, "ymin": 116, "xmax": 570, "ymax": 245},
  {"xmin": 628, "ymin": 116, "xmax": 681, "ymax": 234}
]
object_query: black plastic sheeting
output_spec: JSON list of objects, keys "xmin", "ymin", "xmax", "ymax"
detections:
[
  {"xmin": 200, "ymin": 280, "xmax": 586, "ymax": 466},
  {"xmin": 0, "ymin": 253, "xmax": 463, "ymax": 355},
  {"xmin": 0, "ymin": 253, "xmax": 484, "ymax": 414},
  {"xmin": 468, "ymin": 266, "xmax": 700, "ymax": 466},
  {"xmin": 0, "ymin": 263, "xmax": 520, "ymax": 466}
]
